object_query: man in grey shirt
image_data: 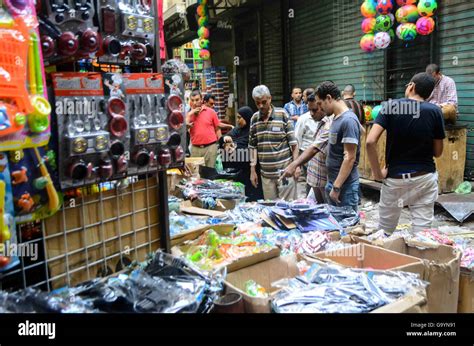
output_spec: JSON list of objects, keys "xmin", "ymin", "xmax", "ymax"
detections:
[{"xmin": 315, "ymin": 81, "xmax": 360, "ymax": 211}]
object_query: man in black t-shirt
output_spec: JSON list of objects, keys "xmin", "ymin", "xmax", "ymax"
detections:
[{"xmin": 366, "ymin": 73, "xmax": 445, "ymax": 233}]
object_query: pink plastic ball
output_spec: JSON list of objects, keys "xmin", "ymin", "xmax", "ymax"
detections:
[
  {"xmin": 360, "ymin": 34, "xmax": 376, "ymax": 52},
  {"xmin": 199, "ymin": 49, "xmax": 210, "ymax": 60},
  {"xmin": 361, "ymin": 18, "xmax": 376, "ymax": 33},
  {"xmin": 416, "ymin": 16, "xmax": 435, "ymax": 35}
]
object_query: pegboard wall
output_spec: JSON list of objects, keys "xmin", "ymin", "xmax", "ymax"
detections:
[{"xmin": 0, "ymin": 175, "xmax": 161, "ymax": 291}]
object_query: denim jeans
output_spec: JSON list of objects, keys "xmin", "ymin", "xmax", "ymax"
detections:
[{"xmin": 325, "ymin": 180, "xmax": 360, "ymax": 212}]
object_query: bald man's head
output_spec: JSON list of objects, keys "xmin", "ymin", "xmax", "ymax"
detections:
[{"xmin": 342, "ymin": 84, "xmax": 356, "ymax": 99}]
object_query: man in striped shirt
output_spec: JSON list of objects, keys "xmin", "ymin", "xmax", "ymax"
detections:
[
  {"xmin": 281, "ymin": 93, "xmax": 333, "ymax": 203},
  {"xmin": 249, "ymin": 85, "xmax": 300, "ymax": 201}
]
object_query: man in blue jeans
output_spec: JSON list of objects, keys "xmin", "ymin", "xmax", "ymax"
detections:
[{"xmin": 315, "ymin": 81, "xmax": 361, "ymax": 211}]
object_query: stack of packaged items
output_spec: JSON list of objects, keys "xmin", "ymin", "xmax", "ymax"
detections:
[
  {"xmin": 202, "ymin": 67, "xmax": 229, "ymax": 118},
  {"xmin": 219, "ymin": 203, "xmax": 266, "ymax": 224},
  {"xmin": 272, "ymin": 263, "xmax": 428, "ymax": 313},
  {"xmin": 0, "ymin": 252, "xmax": 222, "ymax": 313},
  {"xmin": 169, "ymin": 211, "xmax": 209, "ymax": 237},
  {"xmin": 178, "ymin": 229, "xmax": 276, "ymax": 271},
  {"xmin": 260, "ymin": 201, "xmax": 355, "ymax": 233},
  {"xmin": 179, "ymin": 178, "xmax": 245, "ymax": 210}
]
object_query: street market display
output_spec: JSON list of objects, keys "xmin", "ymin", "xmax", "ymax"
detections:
[
  {"xmin": 360, "ymin": 0, "xmax": 437, "ymax": 52},
  {"xmin": 272, "ymin": 263, "xmax": 428, "ymax": 313}
]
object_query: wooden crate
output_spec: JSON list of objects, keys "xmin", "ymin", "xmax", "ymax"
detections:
[
  {"xmin": 434, "ymin": 127, "xmax": 467, "ymax": 193},
  {"xmin": 359, "ymin": 124, "xmax": 467, "ymax": 193},
  {"xmin": 458, "ymin": 270, "xmax": 474, "ymax": 313}
]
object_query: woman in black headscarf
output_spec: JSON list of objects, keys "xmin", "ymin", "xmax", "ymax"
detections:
[{"xmin": 219, "ymin": 106, "xmax": 263, "ymax": 201}]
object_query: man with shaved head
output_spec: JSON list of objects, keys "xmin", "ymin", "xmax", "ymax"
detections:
[{"xmin": 342, "ymin": 84, "xmax": 365, "ymax": 126}]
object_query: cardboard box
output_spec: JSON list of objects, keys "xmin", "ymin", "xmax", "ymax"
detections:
[
  {"xmin": 185, "ymin": 157, "xmax": 205, "ymax": 178},
  {"xmin": 170, "ymin": 223, "xmax": 235, "ymax": 247},
  {"xmin": 225, "ymin": 255, "xmax": 300, "ymax": 313},
  {"xmin": 306, "ymin": 243, "xmax": 425, "ymax": 278},
  {"xmin": 372, "ymin": 293, "xmax": 427, "ymax": 313},
  {"xmin": 378, "ymin": 238, "xmax": 461, "ymax": 313},
  {"xmin": 171, "ymin": 224, "xmax": 280, "ymax": 273},
  {"xmin": 224, "ymin": 255, "xmax": 427, "ymax": 313},
  {"xmin": 180, "ymin": 200, "xmax": 226, "ymax": 218},
  {"xmin": 458, "ymin": 270, "xmax": 474, "ymax": 313}
]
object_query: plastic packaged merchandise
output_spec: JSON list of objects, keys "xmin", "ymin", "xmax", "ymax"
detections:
[
  {"xmin": 0, "ymin": 252, "xmax": 223, "ymax": 313},
  {"xmin": 245, "ymin": 280, "xmax": 268, "ymax": 298},
  {"xmin": 183, "ymin": 228, "xmax": 275, "ymax": 271},
  {"xmin": 169, "ymin": 211, "xmax": 208, "ymax": 237},
  {"xmin": 271, "ymin": 263, "xmax": 428, "ymax": 313},
  {"xmin": 180, "ymin": 178, "xmax": 246, "ymax": 208},
  {"xmin": 219, "ymin": 203, "xmax": 266, "ymax": 224}
]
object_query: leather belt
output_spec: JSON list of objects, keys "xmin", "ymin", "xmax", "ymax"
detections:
[
  {"xmin": 194, "ymin": 141, "xmax": 217, "ymax": 148},
  {"xmin": 388, "ymin": 171, "xmax": 430, "ymax": 179}
]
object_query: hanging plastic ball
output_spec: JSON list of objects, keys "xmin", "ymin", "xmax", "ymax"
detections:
[
  {"xmin": 418, "ymin": 0, "xmax": 438, "ymax": 17},
  {"xmin": 388, "ymin": 28, "xmax": 395, "ymax": 41},
  {"xmin": 396, "ymin": 0, "xmax": 417, "ymax": 6},
  {"xmin": 388, "ymin": 13, "xmax": 395, "ymax": 24},
  {"xmin": 371, "ymin": 105, "xmax": 383, "ymax": 120},
  {"xmin": 199, "ymin": 38, "xmax": 209, "ymax": 49},
  {"xmin": 396, "ymin": 5, "xmax": 419, "ymax": 23},
  {"xmin": 375, "ymin": 14, "xmax": 393, "ymax": 32},
  {"xmin": 376, "ymin": 0, "xmax": 393, "ymax": 15},
  {"xmin": 361, "ymin": 1, "xmax": 377, "ymax": 18},
  {"xmin": 199, "ymin": 49, "xmax": 210, "ymax": 60},
  {"xmin": 396, "ymin": 23, "xmax": 418, "ymax": 40},
  {"xmin": 360, "ymin": 34, "xmax": 376, "ymax": 52},
  {"xmin": 196, "ymin": 4, "xmax": 207, "ymax": 17},
  {"xmin": 416, "ymin": 16, "xmax": 435, "ymax": 35},
  {"xmin": 361, "ymin": 18, "xmax": 376, "ymax": 33},
  {"xmin": 198, "ymin": 27, "xmax": 210, "ymax": 39},
  {"xmin": 364, "ymin": 106, "xmax": 373, "ymax": 122},
  {"xmin": 198, "ymin": 16, "xmax": 208, "ymax": 27},
  {"xmin": 374, "ymin": 31, "xmax": 391, "ymax": 49}
]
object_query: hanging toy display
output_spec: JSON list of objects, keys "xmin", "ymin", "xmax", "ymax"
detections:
[
  {"xmin": 197, "ymin": 0, "xmax": 210, "ymax": 61},
  {"xmin": 361, "ymin": 17, "xmax": 376, "ymax": 33},
  {"xmin": 374, "ymin": 31, "xmax": 391, "ymax": 49},
  {"xmin": 375, "ymin": 14, "xmax": 393, "ymax": 32},
  {"xmin": 418, "ymin": 0, "xmax": 438, "ymax": 17},
  {"xmin": 360, "ymin": 34, "xmax": 376, "ymax": 52},
  {"xmin": 361, "ymin": 0, "xmax": 377, "ymax": 18},
  {"xmin": 416, "ymin": 16, "xmax": 435, "ymax": 35},
  {"xmin": 396, "ymin": 0, "xmax": 417, "ymax": 5},
  {"xmin": 360, "ymin": 0, "xmax": 435, "ymax": 52},
  {"xmin": 396, "ymin": 22, "xmax": 418, "ymax": 40},
  {"xmin": 376, "ymin": 0, "xmax": 393, "ymax": 15},
  {"xmin": 371, "ymin": 105, "xmax": 383, "ymax": 120},
  {"xmin": 395, "ymin": 5, "xmax": 420, "ymax": 23},
  {"xmin": 363, "ymin": 105, "xmax": 373, "ymax": 122}
]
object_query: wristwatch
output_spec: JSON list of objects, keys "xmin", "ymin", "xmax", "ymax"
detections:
[{"xmin": 332, "ymin": 186, "xmax": 341, "ymax": 193}]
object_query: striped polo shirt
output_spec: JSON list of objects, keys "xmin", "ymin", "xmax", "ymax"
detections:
[{"xmin": 249, "ymin": 106, "xmax": 297, "ymax": 179}]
